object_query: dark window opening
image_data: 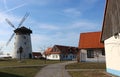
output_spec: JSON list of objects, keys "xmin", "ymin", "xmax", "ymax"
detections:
[
  {"xmin": 87, "ymin": 50, "xmax": 94, "ymax": 58},
  {"xmin": 102, "ymin": 49, "xmax": 105, "ymax": 55},
  {"xmin": 24, "ymin": 42, "xmax": 26, "ymax": 45},
  {"xmin": 23, "ymin": 36, "xmax": 26, "ymax": 39}
]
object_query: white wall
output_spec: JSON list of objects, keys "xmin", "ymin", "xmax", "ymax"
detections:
[
  {"xmin": 12, "ymin": 34, "xmax": 32, "ymax": 59},
  {"xmin": 46, "ymin": 54, "xmax": 60, "ymax": 60},
  {"xmin": 46, "ymin": 54, "xmax": 76, "ymax": 60},
  {"xmin": 80, "ymin": 49, "xmax": 105, "ymax": 62},
  {"xmin": 105, "ymin": 35, "xmax": 120, "ymax": 76}
]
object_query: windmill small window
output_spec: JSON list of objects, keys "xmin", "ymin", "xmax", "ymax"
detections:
[
  {"xmin": 23, "ymin": 36, "xmax": 26, "ymax": 39},
  {"xmin": 24, "ymin": 42, "xmax": 27, "ymax": 45}
]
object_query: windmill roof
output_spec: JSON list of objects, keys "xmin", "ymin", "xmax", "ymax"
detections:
[
  {"xmin": 79, "ymin": 32, "xmax": 104, "ymax": 49},
  {"xmin": 14, "ymin": 26, "xmax": 32, "ymax": 34}
]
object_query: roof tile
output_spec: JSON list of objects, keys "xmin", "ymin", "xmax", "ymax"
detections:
[{"xmin": 79, "ymin": 32, "xmax": 104, "ymax": 49}]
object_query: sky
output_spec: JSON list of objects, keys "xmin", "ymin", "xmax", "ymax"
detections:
[{"xmin": 0, "ymin": 0, "xmax": 106, "ymax": 54}]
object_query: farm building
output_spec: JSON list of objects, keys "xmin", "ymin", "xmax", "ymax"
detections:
[
  {"xmin": 101, "ymin": 0, "xmax": 120, "ymax": 76},
  {"xmin": 43, "ymin": 45, "xmax": 79, "ymax": 60},
  {"xmin": 32, "ymin": 52, "xmax": 42, "ymax": 59},
  {"xmin": 79, "ymin": 32, "xmax": 105, "ymax": 62}
]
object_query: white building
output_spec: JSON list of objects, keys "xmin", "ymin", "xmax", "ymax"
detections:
[
  {"xmin": 101, "ymin": 0, "xmax": 120, "ymax": 76},
  {"xmin": 12, "ymin": 26, "xmax": 33, "ymax": 59},
  {"xmin": 79, "ymin": 32, "xmax": 105, "ymax": 62},
  {"xmin": 44, "ymin": 45, "xmax": 78, "ymax": 60},
  {"xmin": 43, "ymin": 47, "xmax": 60, "ymax": 60}
]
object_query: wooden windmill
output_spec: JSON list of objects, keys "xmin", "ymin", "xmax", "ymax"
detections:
[{"xmin": 5, "ymin": 13, "xmax": 33, "ymax": 59}]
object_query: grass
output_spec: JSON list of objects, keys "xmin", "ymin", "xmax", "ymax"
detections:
[
  {"xmin": 66, "ymin": 62, "xmax": 109, "ymax": 77},
  {"xmin": 0, "ymin": 59, "xmax": 62, "ymax": 67},
  {"xmin": 0, "ymin": 59, "xmax": 63, "ymax": 77},
  {"xmin": 65, "ymin": 62, "xmax": 106, "ymax": 69},
  {"xmin": 69, "ymin": 71, "xmax": 111, "ymax": 77},
  {"xmin": 0, "ymin": 66, "xmax": 43, "ymax": 77}
]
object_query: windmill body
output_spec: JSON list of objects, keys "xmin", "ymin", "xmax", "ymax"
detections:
[{"xmin": 12, "ymin": 26, "xmax": 32, "ymax": 59}]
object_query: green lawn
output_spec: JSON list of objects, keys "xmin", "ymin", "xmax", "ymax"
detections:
[
  {"xmin": 0, "ymin": 66, "xmax": 43, "ymax": 77},
  {"xmin": 65, "ymin": 62, "xmax": 106, "ymax": 69},
  {"xmin": 69, "ymin": 71, "xmax": 111, "ymax": 77},
  {"xmin": 0, "ymin": 59, "xmax": 61, "ymax": 67},
  {"xmin": 66, "ymin": 62, "xmax": 110, "ymax": 77},
  {"xmin": 0, "ymin": 59, "xmax": 62, "ymax": 77}
]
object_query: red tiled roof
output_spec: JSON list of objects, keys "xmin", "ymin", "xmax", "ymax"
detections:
[
  {"xmin": 79, "ymin": 32, "xmax": 104, "ymax": 49},
  {"xmin": 44, "ymin": 48, "xmax": 52, "ymax": 55},
  {"xmin": 32, "ymin": 52, "xmax": 42, "ymax": 56},
  {"xmin": 54, "ymin": 45, "xmax": 78, "ymax": 54},
  {"xmin": 44, "ymin": 45, "xmax": 79, "ymax": 55},
  {"xmin": 44, "ymin": 47, "xmax": 61, "ymax": 55}
]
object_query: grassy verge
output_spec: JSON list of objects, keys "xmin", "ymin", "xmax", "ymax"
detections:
[
  {"xmin": 0, "ymin": 59, "xmax": 63, "ymax": 77},
  {"xmin": 65, "ymin": 62, "xmax": 106, "ymax": 69},
  {"xmin": 0, "ymin": 66, "xmax": 43, "ymax": 77},
  {"xmin": 0, "ymin": 59, "xmax": 62, "ymax": 67},
  {"xmin": 66, "ymin": 62, "xmax": 109, "ymax": 77},
  {"xmin": 69, "ymin": 71, "xmax": 111, "ymax": 77}
]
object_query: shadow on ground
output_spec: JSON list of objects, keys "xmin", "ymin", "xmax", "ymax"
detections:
[{"xmin": 0, "ymin": 72, "xmax": 23, "ymax": 77}]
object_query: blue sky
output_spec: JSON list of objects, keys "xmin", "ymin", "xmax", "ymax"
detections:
[{"xmin": 0, "ymin": 0, "xmax": 106, "ymax": 54}]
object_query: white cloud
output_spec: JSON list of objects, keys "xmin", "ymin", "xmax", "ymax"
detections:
[
  {"xmin": 39, "ymin": 23, "xmax": 59, "ymax": 30},
  {"xmin": 32, "ymin": 34, "xmax": 49, "ymax": 42},
  {"xmin": 69, "ymin": 21, "xmax": 99, "ymax": 30},
  {"xmin": 63, "ymin": 8, "xmax": 81, "ymax": 17}
]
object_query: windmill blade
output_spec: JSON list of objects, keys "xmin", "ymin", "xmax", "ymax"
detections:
[
  {"xmin": 5, "ymin": 18, "xmax": 16, "ymax": 29},
  {"xmin": 18, "ymin": 12, "xmax": 30, "ymax": 28},
  {"xmin": 6, "ymin": 33, "xmax": 15, "ymax": 46}
]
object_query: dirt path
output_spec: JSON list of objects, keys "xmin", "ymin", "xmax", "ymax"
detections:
[{"xmin": 35, "ymin": 61, "xmax": 76, "ymax": 77}]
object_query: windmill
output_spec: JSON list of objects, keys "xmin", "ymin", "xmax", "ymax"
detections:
[
  {"xmin": 5, "ymin": 13, "xmax": 29, "ymax": 46},
  {"xmin": 5, "ymin": 13, "xmax": 33, "ymax": 59}
]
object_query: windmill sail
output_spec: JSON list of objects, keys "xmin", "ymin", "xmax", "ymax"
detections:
[
  {"xmin": 5, "ymin": 12, "xmax": 30, "ymax": 46},
  {"xmin": 18, "ymin": 12, "xmax": 30, "ymax": 28},
  {"xmin": 5, "ymin": 19, "xmax": 16, "ymax": 29},
  {"xmin": 6, "ymin": 33, "xmax": 15, "ymax": 46}
]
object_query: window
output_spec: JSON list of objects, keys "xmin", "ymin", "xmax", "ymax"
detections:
[
  {"xmin": 53, "ymin": 55, "xmax": 55, "ymax": 58},
  {"xmin": 73, "ymin": 55, "xmax": 76, "ymax": 58},
  {"xmin": 87, "ymin": 50, "xmax": 94, "ymax": 58},
  {"xmin": 66, "ymin": 55, "xmax": 68, "ymax": 58},
  {"xmin": 56, "ymin": 55, "xmax": 58, "ymax": 58},
  {"xmin": 23, "ymin": 36, "xmax": 26, "ymax": 39},
  {"xmin": 102, "ymin": 49, "xmax": 105, "ymax": 55},
  {"xmin": 24, "ymin": 42, "xmax": 26, "ymax": 45},
  {"xmin": 63, "ymin": 55, "xmax": 65, "ymax": 58}
]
